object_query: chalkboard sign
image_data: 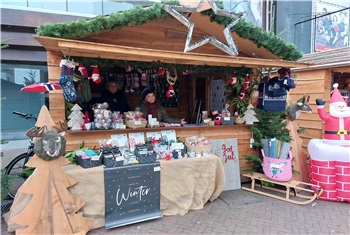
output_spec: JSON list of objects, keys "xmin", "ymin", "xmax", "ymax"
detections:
[{"xmin": 104, "ymin": 162, "xmax": 162, "ymax": 229}]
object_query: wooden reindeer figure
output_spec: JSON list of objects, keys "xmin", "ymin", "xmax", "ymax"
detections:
[
  {"xmin": 287, "ymin": 95, "xmax": 312, "ymax": 121},
  {"xmin": 11, "ymin": 106, "xmax": 93, "ymax": 235}
]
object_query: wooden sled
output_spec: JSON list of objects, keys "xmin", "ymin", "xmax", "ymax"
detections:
[{"xmin": 242, "ymin": 172, "xmax": 323, "ymax": 205}]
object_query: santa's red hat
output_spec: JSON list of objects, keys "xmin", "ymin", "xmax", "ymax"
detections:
[
  {"xmin": 89, "ymin": 66, "xmax": 102, "ymax": 84},
  {"xmin": 330, "ymin": 83, "xmax": 346, "ymax": 107}
]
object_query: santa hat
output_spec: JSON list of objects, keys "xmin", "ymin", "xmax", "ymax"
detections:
[
  {"xmin": 89, "ymin": 67, "xmax": 102, "ymax": 84},
  {"xmin": 78, "ymin": 63, "xmax": 88, "ymax": 77},
  {"xmin": 330, "ymin": 83, "xmax": 346, "ymax": 107}
]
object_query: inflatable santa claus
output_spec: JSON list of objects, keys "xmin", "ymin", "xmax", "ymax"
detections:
[{"xmin": 308, "ymin": 83, "xmax": 350, "ymax": 202}]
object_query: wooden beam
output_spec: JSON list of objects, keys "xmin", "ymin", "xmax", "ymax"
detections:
[{"xmin": 34, "ymin": 36, "xmax": 310, "ymax": 68}]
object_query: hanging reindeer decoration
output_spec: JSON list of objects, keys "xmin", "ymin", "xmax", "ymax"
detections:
[
  {"xmin": 26, "ymin": 121, "xmax": 68, "ymax": 161},
  {"xmin": 286, "ymin": 95, "xmax": 312, "ymax": 121}
]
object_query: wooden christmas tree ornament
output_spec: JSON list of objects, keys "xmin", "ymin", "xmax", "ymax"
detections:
[{"xmin": 11, "ymin": 105, "xmax": 93, "ymax": 235}]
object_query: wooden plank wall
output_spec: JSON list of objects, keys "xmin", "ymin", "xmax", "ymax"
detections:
[
  {"xmin": 288, "ymin": 68, "xmax": 329, "ymax": 164},
  {"xmin": 47, "ymin": 51, "xmax": 66, "ymax": 123}
]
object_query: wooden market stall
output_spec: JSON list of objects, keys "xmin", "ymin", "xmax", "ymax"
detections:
[
  {"xmin": 33, "ymin": 2, "xmax": 310, "ymax": 180},
  {"xmin": 289, "ymin": 46, "xmax": 350, "ymax": 178}
]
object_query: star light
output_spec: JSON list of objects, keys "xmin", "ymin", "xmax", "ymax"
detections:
[{"xmin": 164, "ymin": 0, "xmax": 245, "ymax": 56}]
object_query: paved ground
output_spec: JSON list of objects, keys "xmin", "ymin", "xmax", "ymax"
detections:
[
  {"xmin": 1, "ymin": 141, "xmax": 350, "ymax": 234},
  {"xmin": 2, "ymin": 186, "xmax": 350, "ymax": 235}
]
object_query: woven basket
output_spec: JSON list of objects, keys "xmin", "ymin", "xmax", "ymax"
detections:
[
  {"xmin": 125, "ymin": 119, "xmax": 147, "ymax": 129},
  {"xmin": 185, "ymin": 143, "xmax": 211, "ymax": 153}
]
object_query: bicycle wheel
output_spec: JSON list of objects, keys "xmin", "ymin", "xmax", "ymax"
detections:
[{"xmin": 3, "ymin": 152, "xmax": 34, "ymax": 199}]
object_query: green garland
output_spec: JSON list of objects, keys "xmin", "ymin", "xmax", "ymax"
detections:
[
  {"xmin": 72, "ymin": 57, "xmax": 251, "ymax": 75},
  {"xmin": 36, "ymin": 1, "xmax": 302, "ymax": 62}
]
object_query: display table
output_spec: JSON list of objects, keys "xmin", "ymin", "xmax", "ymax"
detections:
[{"xmin": 5, "ymin": 154, "xmax": 224, "ymax": 231}]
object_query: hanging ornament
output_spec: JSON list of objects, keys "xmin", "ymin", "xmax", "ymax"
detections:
[
  {"xmin": 166, "ymin": 70, "xmax": 178, "ymax": 99},
  {"xmin": 243, "ymin": 74, "xmax": 250, "ymax": 90},
  {"xmin": 78, "ymin": 63, "xmax": 88, "ymax": 77},
  {"xmin": 238, "ymin": 88, "xmax": 247, "ymax": 101},
  {"xmin": 158, "ymin": 68, "xmax": 166, "ymax": 76},
  {"xmin": 89, "ymin": 66, "xmax": 102, "ymax": 84},
  {"xmin": 163, "ymin": 0, "xmax": 245, "ymax": 56},
  {"xmin": 229, "ymin": 73, "xmax": 237, "ymax": 86}
]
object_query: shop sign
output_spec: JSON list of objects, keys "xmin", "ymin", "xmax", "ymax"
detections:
[{"xmin": 104, "ymin": 163, "xmax": 162, "ymax": 229}]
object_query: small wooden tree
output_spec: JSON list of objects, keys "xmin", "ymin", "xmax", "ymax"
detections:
[
  {"xmin": 11, "ymin": 106, "xmax": 93, "ymax": 234},
  {"xmin": 67, "ymin": 104, "xmax": 84, "ymax": 130}
]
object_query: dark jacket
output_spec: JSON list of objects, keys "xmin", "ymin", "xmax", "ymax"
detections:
[
  {"xmin": 100, "ymin": 90, "xmax": 130, "ymax": 113},
  {"xmin": 136, "ymin": 101, "xmax": 181, "ymax": 124}
]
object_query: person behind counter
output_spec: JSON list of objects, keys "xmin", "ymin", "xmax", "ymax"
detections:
[
  {"xmin": 100, "ymin": 80, "xmax": 130, "ymax": 113},
  {"xmin": 135, "ymin": 87, "xmax": 187, "ymax": 125}
]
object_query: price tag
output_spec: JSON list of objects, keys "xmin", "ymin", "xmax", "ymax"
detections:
[
  {"xmin": 154, "ymin": 166, "xmax": 161, "ymax": 172},
  {"xmin": 116, "ymin": 156, "xmax": 124, "ymax": 161}
]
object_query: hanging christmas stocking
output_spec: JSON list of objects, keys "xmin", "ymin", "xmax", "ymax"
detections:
[
  {"xmin": 141, "ymin": 71, "xmax": 148, "ymax": 87},
  {"xmin": 125, "ymin": 74, "xmax": 131, "ymax": 93},
  {"xmin": 117, "ymin": 74, "xmax": 124, "ymax": 89},
  {"xmin": 130, "ymin": 73, "xmax": 139, "ymax": 93},
  {"xmin": 59, "ymin": 59, "xmax": 77, "ymax": 103}
]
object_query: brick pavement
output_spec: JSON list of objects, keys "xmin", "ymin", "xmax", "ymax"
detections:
[{"xmin": 2, "ymin": 186, "xmax": 349, "ymax": 235}]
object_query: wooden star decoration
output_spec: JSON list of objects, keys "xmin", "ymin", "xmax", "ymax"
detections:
[{"xmin": 164, "ymin": 0, "xmax": 245, "ymax": 56}]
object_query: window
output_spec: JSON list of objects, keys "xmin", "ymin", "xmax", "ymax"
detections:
[{"xmin": 1, "ymin": 63, "xmax": 48, "ymax": 140}]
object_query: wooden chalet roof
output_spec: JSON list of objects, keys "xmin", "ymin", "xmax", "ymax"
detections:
[
  {"xmin": 296, "ymin": 47, "xmax": 350, "ymax": 73},
  {"xmin": 34, "ymin": 2, "xmax": 310, "ymax": 69}
]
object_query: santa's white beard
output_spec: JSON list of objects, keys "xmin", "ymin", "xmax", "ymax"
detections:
[{"xmin": 330, "ymin": 106, "xmax": 350, "ymax": 118}]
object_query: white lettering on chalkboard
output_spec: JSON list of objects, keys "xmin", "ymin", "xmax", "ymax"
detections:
[{"xmin": 116, "ymin": 185, "xmax": 151, "ymax": 206}]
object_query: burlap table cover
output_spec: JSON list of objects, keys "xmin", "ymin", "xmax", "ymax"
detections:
[{"xmin": 5, "ymin": 154, "xmax": 225, "ymax": 231}]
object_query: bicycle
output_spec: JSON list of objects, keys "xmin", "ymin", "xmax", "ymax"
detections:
[{"xmin": 3, "ymin": 111, "xmax": 37, "ymax": 199}]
